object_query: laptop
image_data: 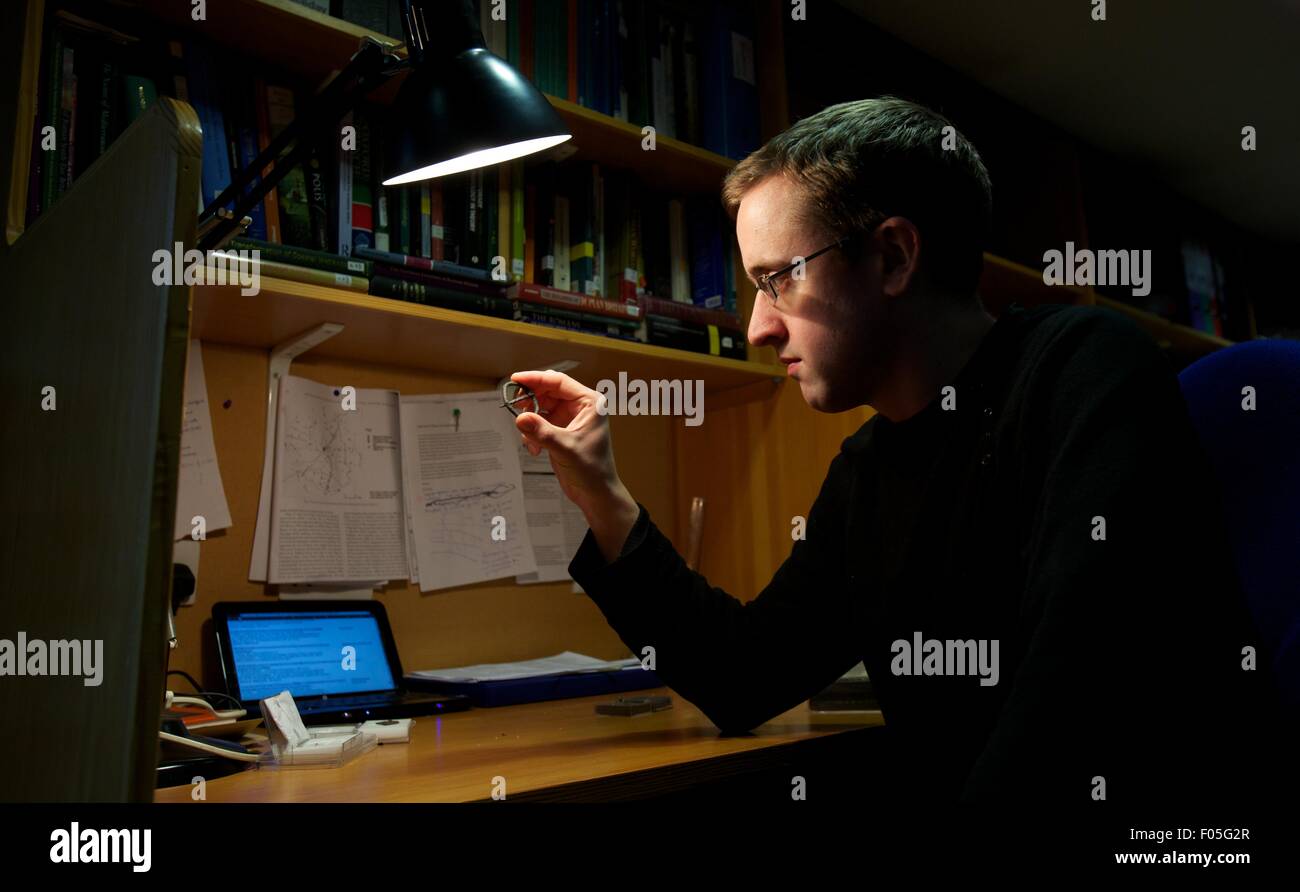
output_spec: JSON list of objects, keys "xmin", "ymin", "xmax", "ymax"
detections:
[{"xmin": 212, "ymin": 600, "xmax": 471, "ymax": 725}]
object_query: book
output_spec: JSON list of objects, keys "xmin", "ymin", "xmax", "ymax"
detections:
[
  {"xmin": 55, "ymin": 15, "xmax": 126, "ymax": 180},
  {"xmin": 372, "ymin": 117, "xmax": 389, "ymax": 252},
  {"xmin": 471, "ymin": 167, "xmax": 487, "ymax": 267},
  {"xmin": 636, "ymin": 293, "xmax": 741, "ymax": 329},
  {"xmin": 353, "ymin": 246, "xmax": 491, "ymax": 282},
  {"xmin": 336, "ymin": 110, "xmax": 355, "ymax": 255},
  {"xmin": 181, "ymin": 39, "xmax": 232, "ymax": 212},
  {"xmin": 264, "ymin": 84, "xmax": 313, "ymax": 247},
  {"xmin": 480, "ymin": 165, "xmax": 493, "ymax": 274},
  {"xmin": 435, "ymin": 181, "xmax": 450, "ymax": 259},
  {"xmin": 228, "ymin": 237, "xmax": 372, "ymax": 277},
  {"xmin": 688, "ymin": 197, "xmax": 724, "ymax": 309},
  {"xmin": 122, "ymin": 75, "xmax": 156, "ymax": 126},
  {"xmin": 553, "ymin": 192, "xmax": 571, "ymax": 290},
  {"xmin": 350, "ymin": 110, "xmax": 375, "ymax": 252},
  {"xmin": 210, "ymin": 251, "xmax": 370, "ymax": 292},
  {"xmin": 645, "ymin": 313, "xmax": 746, "ymax": 359},
  {"xmin": 667, "ymin": 198, "xmax": 690, "ymax": 301},
  {"xmin": 369, "ymin": 275, "xmax": 513, "ymax": 318},
  {"xmin": 493, "ymin": 160, "xmax": 509, "ymax": 278},
  {"xmin": 699, "ymin": 0, "xmax": 759, "ymax": 159},
  {"xmin": 371, "ymin": 264, "xmax": 504, "ymax": 297},
  {"xmin": 229, "ymin": 74, "xmax": 268, "ymax": 240},
  {"xmin": 58, "ymin": 41, "xmax": 76, "ymax": 199},
  {"xmin": 568, "ymin": 162, "xmax": 596, "ymax": 294},
  {"xmin": 418, "ymin": 183, "xmax": 432, "ymax": 257},
  {"xmin": 304, "ymin": 144, "xmax": 331, "ymax": 251},
  {"xmin": 253, "ymin": 77, "xmax": 282, "ymax": 242},
  {"xmin": 514, "ymin": 305, "xmax": 640, "ymax": 340},
  {"xmin": 513, "ymin": 302, "xmax": 640, "ymax": 330},
  {"xmin": 523, "ymin": 180, "xmax": 536, "ymax": 284},
  {"xmin": 335, "ymin": 0, "xmax": 389, "ymax": 32},
  {"xmin": 397, "ymin": 186, "xmax": 411, "ymax": 255},
  {"xmin": 505, "ymin": 282, "xmax": 642, "ymax": 320}
]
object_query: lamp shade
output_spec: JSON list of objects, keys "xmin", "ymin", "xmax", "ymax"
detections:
[{"xmin": 383, "ymin": 8, "xmax": 571, "ymax": 186}]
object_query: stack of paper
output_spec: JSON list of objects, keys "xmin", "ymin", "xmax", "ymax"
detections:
[{"xmin": 409, "ymin": 651, "xmax": 642, "ymax": 683}]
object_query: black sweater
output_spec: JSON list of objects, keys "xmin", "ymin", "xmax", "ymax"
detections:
[{"xmin": 569, "ymin": 303, "xmax": 1276, "ymax": 805}]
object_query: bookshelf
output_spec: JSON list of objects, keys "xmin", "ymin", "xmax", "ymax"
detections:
[
  {"xmin": 192, "ymin": 271, "xmax": 784, "ymax": 391},
  {"xmin": 1094, "ymin": 295, "xmax": 1236, "ymax": 355},
  {"xmin": 0, "ymin": 0, "xmax": 1241, "ymax": 710}
]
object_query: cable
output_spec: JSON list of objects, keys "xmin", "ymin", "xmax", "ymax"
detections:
[{"xmin": 166, "ymin": 670, "xmax": 243, "ymax": 710}]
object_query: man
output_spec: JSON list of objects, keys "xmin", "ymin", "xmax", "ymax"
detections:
[{"xmin": 510, "ymin": 98, "xmax": 1275, "ymax": 805}]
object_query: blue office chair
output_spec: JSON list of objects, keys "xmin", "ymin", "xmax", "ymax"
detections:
[{"xmin": 1179, "ymin": 338, "xmax": 1300, "ymax": 706}]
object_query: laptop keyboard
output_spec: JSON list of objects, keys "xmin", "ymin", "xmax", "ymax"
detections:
[{"xmin": 299, "ymin": 692, "xmax": 398, "ymax": 711}]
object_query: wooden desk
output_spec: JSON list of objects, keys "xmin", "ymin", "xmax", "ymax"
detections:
[{"xmin": 153, "ymin": 688, "xmax": 883, "ymax": 802}]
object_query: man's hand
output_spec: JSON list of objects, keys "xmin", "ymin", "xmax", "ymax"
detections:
[{"xmin": 510, "ymin": 369, "xmax": 639, "ymax": 563}]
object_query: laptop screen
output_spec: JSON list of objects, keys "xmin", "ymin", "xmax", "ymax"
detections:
[{"xmin": 226, "ymin": 609, "xmax": 397, "ymax": 702}]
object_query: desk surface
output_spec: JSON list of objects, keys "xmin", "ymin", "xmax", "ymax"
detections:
[{"xmin": 154, "ymin": 688, "xmax": 882, "ymax": 802}]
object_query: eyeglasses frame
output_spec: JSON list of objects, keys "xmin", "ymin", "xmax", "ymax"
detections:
[{"xmin": 755, "ymin": 235, "xmax": 854, "ymax": 305}]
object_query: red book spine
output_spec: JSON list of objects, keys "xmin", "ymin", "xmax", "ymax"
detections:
[{"xmin": 510, "ymin": 282, "xmax": 642, "ymax": 320}]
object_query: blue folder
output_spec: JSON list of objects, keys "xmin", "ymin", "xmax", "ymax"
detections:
[{"xmin": 403, "ymin": 667, "xmax": 663, "ymax": 708}]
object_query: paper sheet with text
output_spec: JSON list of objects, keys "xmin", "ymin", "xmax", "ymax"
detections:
[
  {"xmin": 174, "ymin": 340, "xmax": 232, "ymax": 540},
  {"xmin": 399, "ymin": 391, "xmax": 537, "ymax": 591},
  {"xmin": 267, "ymin": 375, "xmax": 409, "ymax": 584},
  {"xmin": 515, "ymin": 442, "xmax": 590, "ymax": 583}
]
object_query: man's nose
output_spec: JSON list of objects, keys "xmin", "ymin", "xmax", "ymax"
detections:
[{"xmin": 747, "ymin": 296, "xmax": 786, "ymax": 348}]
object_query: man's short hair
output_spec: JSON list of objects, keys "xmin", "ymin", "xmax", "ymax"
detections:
[{"xmin": 721, "ymin": 97, "xmax": 993, "ymax": 296}]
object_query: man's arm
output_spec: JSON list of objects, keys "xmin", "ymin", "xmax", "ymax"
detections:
[{"xmin": 569, "ymin": 450, "xmax": 864, "ymax": 735}]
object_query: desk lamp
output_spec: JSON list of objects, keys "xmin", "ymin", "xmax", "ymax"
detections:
[{"xmin": 196, "ymin": 0, "xmax": 571, "ymax": 251}]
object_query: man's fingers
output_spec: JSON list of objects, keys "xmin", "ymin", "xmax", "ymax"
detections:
[
  {"xmin": 510, "ymin": 369, "xmax": 591, "ymax": 402},
  {"xmin": 516, "ymin": 410, "xmax": 569, "ymax": 452}
]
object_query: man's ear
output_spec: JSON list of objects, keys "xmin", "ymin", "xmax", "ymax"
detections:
[{"xmin": 874, "ymin": 216, "xmax": 922, "ymax": 298}]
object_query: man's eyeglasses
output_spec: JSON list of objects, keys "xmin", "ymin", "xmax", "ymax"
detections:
[{"xmin": 754, "ymin": 236, "xmax": 851, "ymax": 305}]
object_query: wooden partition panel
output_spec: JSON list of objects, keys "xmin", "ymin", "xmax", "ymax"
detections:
[
  {"xmin": 0, "ymin": 98, "xmax": 199, "ymax": 800},
  {"xmin": 672, "ymin": 378, "xmax": 874, "ymax": 602}
]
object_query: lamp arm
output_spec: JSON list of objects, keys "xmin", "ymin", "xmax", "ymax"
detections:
[{"xmin": 197, "ymin": 38, "xmax": 408, "ymax": 251}]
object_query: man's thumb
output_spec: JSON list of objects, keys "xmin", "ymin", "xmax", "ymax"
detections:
[{"xmin": 518, "ymin": 413, "xmax": 550, "ymax": 440}]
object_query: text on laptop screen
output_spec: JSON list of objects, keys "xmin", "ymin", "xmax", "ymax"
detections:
[{"xmin": 227, "ymin": 610, "xmax": 396, "ymax": 702}]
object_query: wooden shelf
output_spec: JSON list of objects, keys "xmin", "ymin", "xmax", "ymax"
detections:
[
  {"xmin": 977, "ymin": 254, "xmax": 1233, "ymax": 357},
  {"xmin": 978, "ymin": 252, "xmax": 1091, "ymax": 312},
  {"xmin": 1093, "ymin": 295, "xmax": 1233, "ymax": 355},
  {"xmin": 131, "ymin": 0, "xmax": 737, "ymax": 195},
  {"xmin": 134, "ymin": 0, "xmax": 404, "ymax": 79},
  {"xmin": 191, "ymin": 274, "xmax": 783, "ymax": 395},
  {"xmin": 544, "ymin": 94, "xmax": 736, "ymax": 195}
]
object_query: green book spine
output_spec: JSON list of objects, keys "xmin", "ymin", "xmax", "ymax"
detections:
[
  {"xmin": 41, "ymin": 25, "xmax": 64, "ymax": 212},
  {"xmin": 397, "ymin": 187, "xmax": 411, "ymax": 255},
  {"xmin": 304, "ymin": 145, "xmax": 329, "ymax": 251},
  {"xmin": 511, "ymin": 160, "xmax": 526, "ymax": 282},
  {"xmin": 228, "ymin": 237, "xmax": 372, "ymax": 277},
  {"xmin": 265, "ymin": 84, "xmax": 312, "ymax": 246},
  {"xmin": 278, "ymin": 165, "xmax": 312, "ymax": 247},
  {"xmin": 480, "ymin": 165, "xmax": 493, "ymax": 273}
]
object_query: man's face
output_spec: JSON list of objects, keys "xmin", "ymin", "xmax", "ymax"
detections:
[{"xmin": 737, "ymin": 174, "xmax": 892, "ymax": 413}]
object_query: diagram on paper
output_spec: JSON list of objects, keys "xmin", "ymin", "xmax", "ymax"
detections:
[
  {"xmin": 280, "ymin": 402, "xmax": 364, "ymax": 499},
  {"xmin": 418, "ymin": 485, "xmax": 526, "ymax": 577},
  {"xmin": 424, "ymin": 483, "xmax": 516, "ymax": 510}
]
